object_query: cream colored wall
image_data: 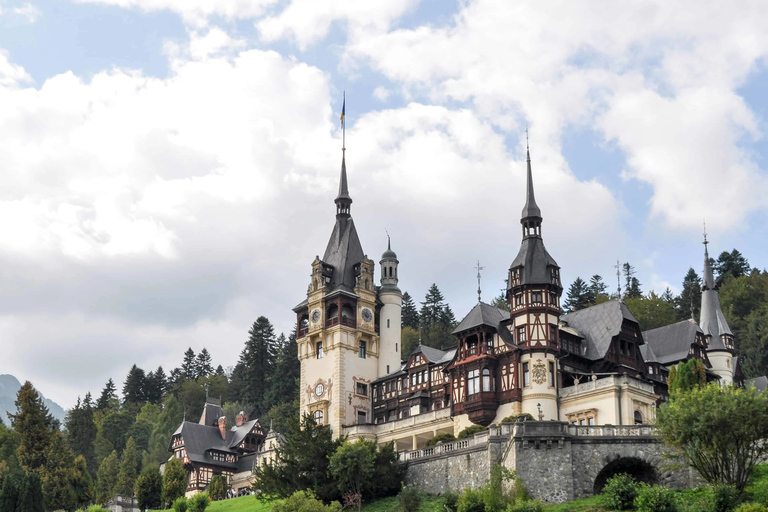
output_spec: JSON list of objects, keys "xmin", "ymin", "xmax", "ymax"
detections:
[
  {"xmin": 520, "ymin": 353, "xmax": 557, "ymax": 420},
  {"xmin": 560, "ymin": 390, "xmax": 619, "ymax": 425},
  {"xmin": 379, "ymin": 291, "xmax": 402, "ymax": 377},
  {"xmin": 708, "ymin": 352, "xmax": 733, "ymax": 385},
  {"xmin": 343, "ymin": 342, "xmax": 378, "ymax": 426}
]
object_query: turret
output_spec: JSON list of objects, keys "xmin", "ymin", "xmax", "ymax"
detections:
[
  {"xmin": 379, "ymin": 236, "xmax": 402, "ymax": 376},
  {"xmin": 700, "ymin": 235, "xmax": 735, "ymax": 384}
]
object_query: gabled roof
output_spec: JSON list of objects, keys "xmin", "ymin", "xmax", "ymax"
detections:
[
  {"xmin": 170, "ymin": 419, "xmax": 265, "ymax": 470},
  {"xmin": 452, "ymin": 302, "xmax": 510, "ymax": 334},
  {"xmin": 560, "ymin": 300, "xmax": 639, "ymax": 360},
  {"xmin": 642, "ymin": 320, "xmax": 703, "ymax": 365},
  {"xmin": 410, "ymin": 344, "xmax": 449, "ymax": 364},
  {"xmin": 509, "ymin": 237, "xmax": 559, "ymax": 286},
  {"xmin": 639, "ymin": 343, "xmax": 659, "ymax": 364},
  {"xmin": 228, "ymin": 419, "xmax": 261, "ymax": 449}
]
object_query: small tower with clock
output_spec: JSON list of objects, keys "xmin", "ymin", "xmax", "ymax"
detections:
[
  {"xmin": 293, "ymin": 151, "xmax": 398, "ymax": 436},
  {"xmin": 501, "ymin": 145, "xmax": 563, "ymax": 420}
]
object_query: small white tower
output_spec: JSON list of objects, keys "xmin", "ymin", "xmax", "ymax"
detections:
[{"xmin": 379, "ymin": 236, "xmax": 402, "ymax": 377}]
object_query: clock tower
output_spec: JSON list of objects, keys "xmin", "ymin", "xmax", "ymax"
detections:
[{"xmin": 293, "ymin": 151, "xmax": 398, "ymax": 436}]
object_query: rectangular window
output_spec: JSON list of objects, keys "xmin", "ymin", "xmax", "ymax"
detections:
[
  {"xmin": 523, "ymin": 362, "xmax": 530, "ymax": 387},
  {"xmin": 316, "ymin": 341, "xmax": 323, "ymax": 359},
  {"xmin": 548, "ymin": 361, "xmax": 555, "ymax": 387},
  {"xmin": 549, "ymin": 326, "xmax": 557, "ymax": 344},
  {"xmin": 517, "ymin": 326, "xmax": 527, "ymax": 343},
  {"xmin": 358, "ymin": 340, "xmax": 367, "ymax": 358},
  {"xmin": 387, "ymin": 319, "xmax": 390, "ymax": 328},
  {"xmin": 357, "ymin": 411, "xmax": 366, "ymax": 424},
  {"xmin": 515, "ymin": 294, "xmax": 523, "ymax": 306},
  {"xmin": 387, "ymin": 364, "xmax": 390, "ymax": 374},
  {"xmin": 532, "ymin": 292, "xmax": 543, "ymax": 303},
  {"xmin": 588, "ymin": 417, "xmax": 595, "ymax": 426},
  {"xmin": 467, "ymin": 369, "xmax": 480, "ymax": 395},
  {"xmin": 579, "ymin": 419, "xmax": 585, "ymax": 426},
  {"xmin": 356, "ymin": 382, "xmax": 368, "ymax": 396},
  {"xmin": 411, "ymin": 373, "xmax": 417, "ymax": 386}
]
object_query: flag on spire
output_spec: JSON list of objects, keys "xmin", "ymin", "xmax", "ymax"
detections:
[{"xmin": 340, "ymin": 92, "xmax": 345, "ymax": 128}]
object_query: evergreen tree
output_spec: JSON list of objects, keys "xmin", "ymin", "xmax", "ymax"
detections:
[
  {"xmin": 491, "ymin": 288, "xmax": 510, "ymax": 312},
  {"xmin": 161, "ymin": 457, "xmax": 187, "ymax": 506},
  {"xmin": 622, "ymin": 262, "xmax": 642, "ymax": 299},
  {"xmin": 135, "ymin": 464, "xmax": 162, "ymax": 511},
  {"xmin": 96, "ymin": 450, "xmax": 120, "ymax": 503},
  {"xmin": 122, "ymin": 365, "xmax": 147, "ymax": 405},
  {"xmin": 117, "ymin": 437, "xmax": 140, "ymax": 496},
  {"xmin": 675, "ymin": 268, "xmax": 702, "ymax": 321},
  {"xmin": 194, "ymin": 349, "xmax": 214, "ymax": 379},
  {"xmin": 144, "ymin": 366, "xmax": 167, "ymax": 405},
  {"xmin": 71, "ymin": 455, "xmax": 94, "ymax": 509},
  {"xmin": 266, "ymin": 330, "xmax": 300, "ymax": 410},
  {"xmin": 624, "ymin": 292, "xmax": 677, "ymax": 331},
  {"xmin": 236, "ymin": 317, "xmax": 278, "ymax": 414},
  {"xmin": 181, "ymin": 348, "xmax": 197, "ymax": 381},
  {"xmin": 9, "ymin": 382, "xmax": 52, "ymax": 472},
  {"xmin": 401, "ymin": 292, "xmax": 419, "ymax": 330},
  {"xmin": 146, "ymin": 395, "xmax": 183, "ymax": 465},
  {"xmin": 715, "ymin": 249, "xmax": 751, "ymax": 284},
  {"xmin": 64, "ymin": 395, "xmax": 97, "ymax": 474},
  {"xmin": 563, "ymin": 277, "xmax": 590, "ymax": 311},
  {"xmin": 16, "ymin": 472, "xmax": 43, "ymax": 512},
  {"xmin": 0, "ymin": 474, "xmax": 18, "ymax": 512},
  {"xmin": 214, "ymin": 365, "xmax": 226, "ymax": 377},
  {"xmin": 588, "ymin": 275, "xmax": 609, "ymax": 305},
  {"xmin": 661, "ymin": 287, "xmax": 676, "ymax": 304},
  {"xmin": 418, "ymin": 284, "xmax": 457, "ymax": 349},
  {"xmin": 96, "ymin": 379, "xmax": 118, "ymax": 410}
]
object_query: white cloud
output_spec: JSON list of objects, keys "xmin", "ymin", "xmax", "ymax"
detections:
[
  {"xmin": 75, "ymin": 0, "xmax": 277, "ymax": 26},
  {"xmin": 372, "ymin": 86, "xmax": 390, "ymax": 102},
  {"xmin": 12, "ymin": 3, "xmax": 41, "ymax": 23},
  {"xmin": 0, "ymin": 49, "xmax": 32, "ymax": 86},
  {"xmin": 344, "ymin": 0, "xmax": 768, "ymax": 234}
]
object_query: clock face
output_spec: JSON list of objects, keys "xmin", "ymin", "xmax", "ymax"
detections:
[
  {"xmin": 362, "ymin": 308, "xmax": 373, "ymax": 323},
  {"xmin": 315, "ymin": 383, "xmax": 324, "ymax": 396},
  {"xmin": 311, "ymin": 309, "xmax": 321, "ymax": 323}
]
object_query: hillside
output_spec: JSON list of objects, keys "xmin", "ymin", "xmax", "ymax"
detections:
[{"xmin": 0, "ymin": 374, "xmax": 67, "ymax": 425}]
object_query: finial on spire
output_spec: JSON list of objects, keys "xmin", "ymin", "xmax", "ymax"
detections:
[
  {"xmin": 386, "ymin": 229, "xmax": 391, "ymax": 250},
  {"xmin": 340, "ymin": 91, "xmax": 346, "ymax": 153},
  {"xmin": 475, "ymin": 260, "xmax": 484, "ymax": 303},
  {"xmin": 521, "ymin": 128, "xmax": 541, "ymax": 223},
  {"xmin": 526, "ymin": 125, "xmax": 529, "ymax": 152},
  {"xmin": 614, "ymin": 259, "xmax": 622, "ymax": 298},
  {"xmin": 703, "ymin": 220, "xmax": 709, "ymax": 255}
]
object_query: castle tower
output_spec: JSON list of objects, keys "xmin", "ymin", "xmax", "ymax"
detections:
[
  {"xmin": 700, "ymin": 236, "xmax": 735, "ymax": 384},
  {"xmin": 293, "ymin": 153, "xmax": 381, "ymax": 436},
  {"xmin": 502, "ymin": 145, "xmax": 562, "ymax": 420},
  {"xmin": 379, "ymin": 236, "xmax": 402, "ymax": 377}
]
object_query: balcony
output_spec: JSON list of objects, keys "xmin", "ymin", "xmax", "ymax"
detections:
[
  {"xmin": 560, "ymin": 375, "xmax": 655, "ymax": 398},
  {"xmin": 325, "ymin": 316, "xmax": 357, "ymax": 329}
]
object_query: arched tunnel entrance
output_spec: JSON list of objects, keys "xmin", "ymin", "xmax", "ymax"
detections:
[{"xmin": 593, "ymin": 457, "xmax": 658, "ymax": 494}]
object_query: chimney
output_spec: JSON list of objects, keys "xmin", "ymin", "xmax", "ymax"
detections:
[
  {"xmin": 236, "ymin": 411, "xmax": 247, "ymax": 427},
  {"xmin": 218, "ymin": 416, "xmax": 227, "ymax": 440}
]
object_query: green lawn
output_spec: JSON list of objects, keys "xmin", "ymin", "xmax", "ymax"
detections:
[{"xmin": 194, "ymin": 494, "xmax": 446, "ymax": 512}]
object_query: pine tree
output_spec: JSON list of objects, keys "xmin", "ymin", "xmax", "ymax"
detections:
[
  {"xmin": 146, "ymin": 395, "xmax": 183, "ymax": 465},
  {"xmin": 588, "ymin": 275, "xmax": 608, "ymax": 305},
  {"xmin": 401, "ymin": 292, "xmax": 419, "ymax": 330},
  {"xmin": 214, "ymin": 365, "xmax": 226, "ymax": 377},
  {"xmin": 675, "ymin": 268, "xmax": 702, "ymax": 321},
  {"xmin": 267, "ymin": 330, "xmax": 300, "ymax": 409},
  {"xmin": 418, "ymin": 284, "xmax": 457, "ymax": 349},
  {"xmin": 9, "ymin": 382, "xmax": 51, "ymax": 472},
  {"xmin": 236, "ymin": 317, "xmax": 278, "ymax": 414},
  {"xmin": 161, "ymin": 457, "xmax": 187, "ymax": 506},
  {"xmin": 194, "ymin": 348, "xmax": 214, "ymax": 379},
  {"xmin": 715, "ymin": 249, "xmax": 751, "ymax": 284},
  {"xmin": 64, "ymin": 395, "xmax": 97, "ymax": 474},
  {"xmin": 96, "ymin": 450, "xmax": 120, "ymax": 503},
  {"xmin": 135, "ymin": 464, "xmax": 162, "ymax": 511},
  {"xmin": 96, "ymin": 379, "xmax": 117, "ymax": 410},
  {"xmin": 0, "ymin": 474, "xmax": 19, "ymax": 512},
  {"xmin": 181, "ymin": 348, "xmax": 197, "ymax": 381},
  {"xmin": 622, "ymin": 263, "xmax": 642, "ymax": 299},
  {"xmin": 661, "ymin": 287, "xmax": 676, "ymax": 304},
  {"xmin": 563, "ymin": 277, "xmax": 590, "ymax": 311},
  {"xmin": 122, "ymin": 365, "xmax": 147, "ymax": 404},
  {"xmin": 117, "ymin": 437, "xmax": 140, "ymax": 496},
  {"xmin": 144, "ymin": 366, "xmax": 167, "ymax": 404},
  {"xmin": 72, "ymin": 455, "xmax": 94, "ymax": 508},
  {"xmin": 16, "ymin": 472, "xmax": 43, "ymax": 512}
]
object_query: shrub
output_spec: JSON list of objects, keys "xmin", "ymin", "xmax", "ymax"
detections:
[
  {"xmin": 708, "ymin": 483, "xmax": 742, "ymax": 512},
  {"xmin": 272, "ymin": 490, "xmax": 343, "ymax": 512},
  {"xmin": 501, "ymin": 414, "xmax": 534, "ymax": 423},
  {"xmin": 602, "ymin": 473, "xmax": 639, "ymax": 510},
  {"xmin": 86, "ymin": 507, "xmax": 110, "ymax": 512},
  {"xmin": 398, "ymin": 484, "xmax": 422, "ymax": 512},
  {"xmin": 188, "ymin": 492, "xmax": 210, "ymax": 512},
  {"xmin": 172, "ymin": 496, "xmax": 188, "ymax": 512},
  {"xmin": 443, "ymin": 489, "xmax": 459, "ymax": 512},
  {"xmin": 734, "ymin": 504, "xmax": 768, "ymax": 512},
  {"xmin": 457, "ymin": 425, "xmax": 488, "ymax": 440},
  {"xmin": 426, "ymin": 433, "xmax": 457, "ymax": 447},
  {"xmin": 634, "ymin": 484, "xmax": 678, "ymax": 512},
  {"xmin": 456, "ymin": 488, "xmax": 485, "ymax": 512},
  {"xmin": 505, "ymin": 501, "xmax": 545, "ymax": 512},
  {"xmin": 747, "ymin": 465, "xmax": 768, "ymax": 505},
  {"xmin": 209, "ymin": 475, "xmax": 228, "ymax": 500}
]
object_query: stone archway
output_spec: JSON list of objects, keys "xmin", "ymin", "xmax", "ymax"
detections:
[{"xmin": 593, "ymin": 456, "xmax": 658, "ymax": 494}]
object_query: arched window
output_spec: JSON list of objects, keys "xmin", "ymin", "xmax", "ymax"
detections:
[
  {"xmin": 341, "ymin": 304, "xmax": 354, "ymax": 319},
  {"xmin": 313, "ymin": 410, "xmax": 324, "ymax": 425},
  {"xmin": 482, "ymin": 368, "xmax": 492, "ymax": 392},
  {"xmin": 299, "ymin": 316, "xmax": 309, "ymax": 330},
  {"xmin": 634, "ymin": 411, "xmax": 643, "ymax": 425}
]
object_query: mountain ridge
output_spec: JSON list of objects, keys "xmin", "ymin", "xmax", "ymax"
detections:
[{"xmin": 0, "ymin": 374, "xmax": 67, "ymax": 425}]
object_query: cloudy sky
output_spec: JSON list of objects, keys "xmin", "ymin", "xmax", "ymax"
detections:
[{"xmin": 1, "ymin": 0, "xmax": 767, "ymax": 408}]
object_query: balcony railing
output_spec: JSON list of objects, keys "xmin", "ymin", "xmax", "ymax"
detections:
[
  {"xmin": 560, "ymin": 375, "xmax": 654, "ymax": 398},
  {"xmin": 325, "ymin": 317, "xmax": 357, "ymax": 328}
]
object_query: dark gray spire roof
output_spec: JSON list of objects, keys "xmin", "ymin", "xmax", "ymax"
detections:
[
  {"xmin": 699, "ymin": 241, "xmax": 732, "ymax": 350},
  {"xmin": 382, "ymin": 235, "xmax": 397, "ymax": 259},
  {"xmin": 452, "ymin": 302, "xmax": 510, "ymax": 334},
  {"xmin": 521, "ymin": 148, "xmax": 541, "ymax": 220},
  {"xmin": 509, "ymin": 238, "xmax": 559, "ymax": 285},
  {"xmin": 335, "ymin": 155, "xmax": 352, "ymax": 206},
  {"xmin": 322, "ymin": 217, "xmax": 364, "ymax": 293}
]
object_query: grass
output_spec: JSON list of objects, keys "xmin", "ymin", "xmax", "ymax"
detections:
[
  {"xmin": 205, "ymin": 496, "xmax": 275, "ymax": 512},
  {"xmin": 543, "ymin": 494, "xmax": 607, "ymax": 512}
]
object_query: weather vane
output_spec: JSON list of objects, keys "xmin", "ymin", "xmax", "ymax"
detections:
[
  {"xmin": 703, "ymin": 219, "xmax": 708, "ymax": 247},
  {"xmin": 475, "ymin": 260, "xmax": 484, "ymax": 303},
  {"xmin": 614, "ymin": 259, "xmax": 621, "ymax": 298}
]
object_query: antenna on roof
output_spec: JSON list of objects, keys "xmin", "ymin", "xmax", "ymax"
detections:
[
  {"xmin": 690, "ymin": 294, "xmax": 696, "ymax": 322},
  {"xmin": 525, "ymin": 125, "xmax": 529, "ymax": 151},
  {"xmin": 475, "ymin": 260, "xmax": 484, "ymax": 303},
  {"xmin": 614, "ymin": 259, "xmax": 622, "ymax": 298},
  {"xmin": 703, "ymin": 219, "xmax": 709, "ymax": 251}
]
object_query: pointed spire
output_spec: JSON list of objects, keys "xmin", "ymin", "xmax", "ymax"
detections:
[
  {"xmin": 521, "ymin": 133, "xmax": 542, "ymax": 221},
  {"xmin": 334, "ymin": 153, "xmax": 352, "ymax": 216},
  {"xmin": 702, "ymin": 228, "xmax": 715, "ymax": 290}
]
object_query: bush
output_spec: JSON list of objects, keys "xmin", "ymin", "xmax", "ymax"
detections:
[
  {"xmin": 456, "ymin": 488, "xmax": 485, "ymax": 512},
  {"xmin": 209, "ymin": 475, "xmax": 228, "ymax": 500},
  {"xmin": 86, "ymin": 507, "xmax": 110, "ymax": 512},
  {"xmin": 501, "ymin": 414, "xmax": 534, "ymax": 423},
  {"xmin": 457, "ymin": 425, "xmax": 488, "ymax": 440},
  {"xmin": 188, "ymin": 492, "xmax": 209, "ymax": 512},
  {"xmin": 709, "ymin": 483, "xmax": 742, "ymax": 512},
  {"xmin": 172, "ymin": 497, "xmax": 188, "ymax": 512},
  {"xmin": 398, "ymin": 484, "xmax": 422, "ymax": 512},
  {"xmin": 735, "ymin": 504, "xmax": 768, "ymax": 512},
  {"xmin": 272, "ymin": 490, "xmax": 343, "ymax": 512},
  {"xmin": 602, "ymin": 474, "xmax": 639, "ymax": 510},
  {"xmin": 505, "ymin": 501, "xmax": 544, "ymax": 512},
  {"xmin": 443, "ymin": 489, "xmax": 459, "ymax": 512},
  {"xmin": 634, "ymin": 484, "xmax": 678, "ymax": 512},
  {"xmin": 425, "ymin": 433, "xmax": 457, "ymax": 447},
  {"xmin": 747, "ymin": 465, "xmax": 768, "ymax": 505}
]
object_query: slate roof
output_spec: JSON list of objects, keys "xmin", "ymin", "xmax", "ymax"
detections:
[
  {"xmin": 171, "ymin": 421, "xmax": 239, "ymax": 469},
  {"xmin": 560, "ymin": 300, "xmax": 639, "ymax": 360},
  {"xmin": 521, "ymin": 149, "xmax": 541, "ymax": 220},
  {"xmin": 700, "ymin": 244, "xmax": 733, "ymax": 350},
  {"xmin": 747, "ymin": 376, "xmax": 768, "ymax": 392},
  {"xmin": 639, "ymin": 343, "xmax": 659, "ymax": 364},
  {"xmin": 509, "ymin": 238, "xmax": 559, "ymax": 286},
  {"xmin": 452, "ymin": 302, "xmax": 510, "ymax": 334},
  {"xmin": 410, "ymin": 344, "xmax": 449, "ymax": 364},
  {"xmin": 642, "ymin": 320, "xmax": 703, "ymax": 365},
  {"xmin": 322, "ymin": 216, "xmax": 365, "ymax": 294}
]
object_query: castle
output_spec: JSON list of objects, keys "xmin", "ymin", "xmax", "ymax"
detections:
[{"xmin": 292, "ymin": 144, "xmax": 745, "ymax": 451}]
